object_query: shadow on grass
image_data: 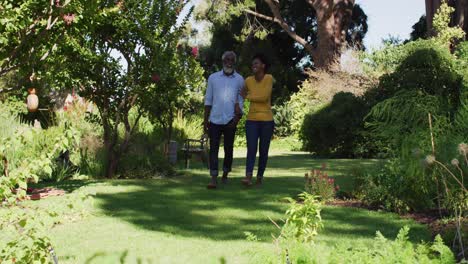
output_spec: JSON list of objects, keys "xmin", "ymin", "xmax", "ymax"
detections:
[
  {"xmin": 30, "ymin": 180, "xmax": 98, "ymax": 193},
  {"xmin": 96, "ymin": 174, "xmax": 299, "ymax": 241},
  {"xmin": 94, "ymin": 154, "xmax": 427, "ymax": 243}
]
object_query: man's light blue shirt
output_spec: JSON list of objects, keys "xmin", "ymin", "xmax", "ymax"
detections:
[{"xmin": 204, "ymin": 70, "xmax": 244, "ymax": 125}]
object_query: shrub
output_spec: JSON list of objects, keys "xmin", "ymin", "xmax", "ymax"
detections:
[
  {"xmin": 304, "ymin": 164, "xmax": 339, "ymax": 201},
  {"xmin": 300, "ymin": 92, "xmax": 371, "ymax": 158},
  {"xmin": 377, "ymin": 40, "xmax": 462, "ymax": 112},
  {"xmin": 352, "ymin": 159, "xmax": 430, "ymax": 213},
  {"xmin": 288, "ymin": 69, "xmax": 375, "ymax": 136}
]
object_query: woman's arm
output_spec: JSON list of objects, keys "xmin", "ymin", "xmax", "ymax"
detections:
[{"xmin": 246, "ymin": 94, "xmax": 269, "ymax": 103}]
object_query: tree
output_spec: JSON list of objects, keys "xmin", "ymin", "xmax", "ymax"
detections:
[
  {"xmin": 426, "ymin": 0, "xmax": 468, "ymax": 37},
  {"xmin": 0, "ymin": 0, "xmax": 78, "ymax": 90},
  {"xmin": 409, "ymin": 16, "xmax": 428, "ymax": 41},
  {"xmin": 140, "ymin": 43, "xmax": 205, "ymax": 144},
  {"xmin": 220, "ymin": 0, "xmax": 363, "ymax": 70},
  {"xmin": 47, "ymin": 0, "xmax": 200, "ymax": 178},
  {"xmin": 196, "ymin": 0, "xmax": 367, "ymax": 98}
]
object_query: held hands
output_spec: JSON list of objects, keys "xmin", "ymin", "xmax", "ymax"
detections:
[
  {"xmin": 240, "ymin": 86, "xmax": 247, "ymax": 99},
  {"xmin": 232, "ymin": 103, "xmax": 242, "ymax": 127}
]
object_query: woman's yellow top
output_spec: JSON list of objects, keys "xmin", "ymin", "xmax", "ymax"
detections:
[{"xmin": 245, "ymin": 74, "xmax": 274, "ymax": 121}]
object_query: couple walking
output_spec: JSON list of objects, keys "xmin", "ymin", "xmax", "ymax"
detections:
[{"xmin": 204, "ymin": 51, "xmax": 274, "ymax": 189}]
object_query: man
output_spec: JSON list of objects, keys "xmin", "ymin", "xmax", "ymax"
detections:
[{"xmin": 204, "ymin": 51, "xmax": 244, "ymax": 189}]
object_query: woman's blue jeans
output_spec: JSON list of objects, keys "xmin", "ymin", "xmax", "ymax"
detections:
[{"xmin": 245, "ymin": 120, "xmax": 274, "ymax": 178}]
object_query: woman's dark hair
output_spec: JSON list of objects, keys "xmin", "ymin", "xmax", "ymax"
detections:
[{"xmin": 252, "ymin": 53, "xmax": 270, "ymax": 72}]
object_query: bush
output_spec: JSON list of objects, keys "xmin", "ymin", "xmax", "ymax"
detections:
[
  {"xmin": 287, "ymin": 69, "xmax": 375, "ymax": 137},
  {"xmin": 352, "ymin": 158, "xmax": 434, "ymax": 213},
  {"xmin": 359, "ymin": 39, "xmax": 466, "ymax": 213},
  {"xmin": 378, "ymin": 40, "xmax": 462, "ymax": 112},
  {"xmin": 300, "ymin": 92, "xmax": 371, "ymax": 158}
]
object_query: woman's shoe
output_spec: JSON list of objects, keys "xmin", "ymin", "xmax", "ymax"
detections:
[
  {"xmin": 241, "ymin": 174, "xmax": 253, "ymax": 186},
  {"xmin": 207, "ymin": 176, "xmax": 218, "ymax": 189}
]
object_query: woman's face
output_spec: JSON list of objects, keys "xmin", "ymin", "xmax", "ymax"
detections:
[{"xmin": 252, "ymin": 58, "xmax": 265, "ymax": 74}]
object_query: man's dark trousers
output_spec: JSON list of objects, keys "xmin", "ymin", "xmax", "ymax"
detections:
[{"xmin": 208, "ymin": 120, "xmax": 236, "ymax": 177}]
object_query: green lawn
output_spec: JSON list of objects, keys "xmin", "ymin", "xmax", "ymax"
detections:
[{"xmin": 2, "ymin": 150, "xmax": 430, "ymax": 263}]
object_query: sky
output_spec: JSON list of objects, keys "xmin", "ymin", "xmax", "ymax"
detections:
[
  {"xmin": 183, "ymin": 0, "xmax": 427, "ymax": 51},
  {"xmin": 357, "ymin": 0, "xmax": 426, "ymax": 49}
]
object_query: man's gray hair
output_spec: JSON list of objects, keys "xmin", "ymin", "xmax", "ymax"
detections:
[{"xmin": 222, "ymin": 51, "xmax": 237, "ymax": 62}]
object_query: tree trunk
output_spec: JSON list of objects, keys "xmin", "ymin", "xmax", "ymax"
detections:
[
  {"xmin": 105, "ymin": 151, "xmax": 119, "ymax": 178},
  {"xmin": 311, "ymin": 0, "xmax": 355, "ymax": 69},
  {"xmin": 313, "ymin": 0, "xmax": 336, "ymax": 68},
  {"xmin": 455, "ymin": 0, "xmax": 467, "ymax": 33},
  {"xmin": 426, "ymin": 0, "xmax": 442, "ymax": 36}
]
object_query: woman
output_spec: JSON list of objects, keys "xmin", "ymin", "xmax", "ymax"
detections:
[{"xmin": 240, "ymin": 53, "xmax": 275, "ymax": 186}]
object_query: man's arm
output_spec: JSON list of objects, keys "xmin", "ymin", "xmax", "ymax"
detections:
[{"xmin": 204, "ymin": 77, "xmax": 213, "ymax": 133}]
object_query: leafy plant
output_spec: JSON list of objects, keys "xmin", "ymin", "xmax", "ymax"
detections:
[
  {"xmin": 272, "ymin": 103, "xmax": 294, "ymax": 137},
  {"xmin": 304, "ymin": 164, "xmax": 339, "ymax": 202},
  {"xmin": 432, "ymin": 1, "xmax": 466, "ymax": 47},
  {"xmin": 0, "ymin": 191, "xmax": 94, "ymax": 263},
  {"xmin": 247, "ymin": 224, "xmax": 455, "ymax": 263},
  {"xmin": 283, "ymin": 192, "xmax": 323, "ymax": 243}
]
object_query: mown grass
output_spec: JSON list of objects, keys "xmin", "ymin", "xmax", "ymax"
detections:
[{"xmin": 1, "ymin": 149, "xmax": 430, "ymax": 263}]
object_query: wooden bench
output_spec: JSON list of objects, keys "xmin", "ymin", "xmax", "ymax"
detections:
[{"xmin": 181, "ymin": 135, "xmax": 209, "ymax": 169}]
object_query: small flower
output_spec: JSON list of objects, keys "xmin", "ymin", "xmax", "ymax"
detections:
[
  {"xmin": 151, "ymin": 73, "xmax": 160, "ymax": 83},
  {"xmin": 425, "ymin": 155, "xmax": 436, "ymax": 165},
  {"xmin": 335, "ymin": 185, "xmax": 340, "ymax": 191},
  {"xmin": 451, "ymin": 158, "xmax": 460, "ymax": 166},
  {"xmin": 458, "ymin": 143, "xmax": 468, "ymax": 156},
  {"xmin": 321, "ymin": 163, "xmax": 327, "ymax": 169},
  {"xmin": 191, "ymin": 47, "xmax": 199, "ymax": 58},
  {"xmin": 62, "ymin": 13, "xmax": 75, "ymax": 25}
]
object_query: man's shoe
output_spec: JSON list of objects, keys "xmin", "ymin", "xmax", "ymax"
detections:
[
  {"xmin": 221, "ymin": 172, "xmax": 229, "ymax": 184},
  {"xmin": 221, "ymin": 176, "xmax": 228, "ymax": 184},
  {"xmin": 255, "ymin": 177, "xmax": 263, "ymax": 186}
]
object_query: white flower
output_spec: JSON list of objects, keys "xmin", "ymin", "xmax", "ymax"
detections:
[
  {"xmin": 425, "ymin": 155, "xmax": 436, "ymax": 165},
  {"xmin": 458, "ymin": 143, "xmax": 468, "ymax": 156},
  {"xmin": 451, "ymin": 158, "xmax": 460, "ymax": 166}
]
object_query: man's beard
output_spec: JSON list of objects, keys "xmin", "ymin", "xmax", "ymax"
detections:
[{"xmin": 223, "ymin": 66, "xmax": 234, "ymax": 75}]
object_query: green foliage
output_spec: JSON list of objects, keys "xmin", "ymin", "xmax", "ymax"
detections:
[
  {"xmin": 248, "ymin": 226, "xmax": 455, "ymax": 264},
  {"xmin": 353, "ymin": 158, "xmax": 429, "ymax": 213},
  {"xmin": 283, "ymin": 192, "xmax": 323, "ymax": 243},
  {"xmin": 433, "ymin": 2, "xmax": 466, "ymax": 47},
  {"xmin": 0, "ymin": 210, "xmax": 54, "ymax": 264},
  {"xmin": 366, "ymin": 90, "xmax": 449, "ymax": 150},
  {"xmin": 141, "ymin": 41, "xmax": 205, "ymax": 142},
  {"xmin": 272, "ymin": 103, "xmax": 294, "ymax": 137},
  {"xmin": 304, "ymin": 165, "xmax": 338, "ymax": 202},
  {"xmin": 0, "ymin": 191, "xmax": 94, "ymax": 263},
  {"xmin": 300, "ymin": 92, "xmax": 370, "ymax": 158},
  {"xmin": 0, "ymin": 103, "xmax": 80, "ymax": 203},
  {"xmin": 328, "ymin": 227, "xmax": 455, "ymax": 264},
  {"xmin": 234, "ymin": 100, "xmax": 249, "ymax": 147},
  {"xmin": 378, "ymin": 42, "xmax": 462, "ymax": 111}
]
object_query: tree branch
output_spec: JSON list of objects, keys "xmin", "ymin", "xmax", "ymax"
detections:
[{"xmin": 244, "ymin": 1, "xmax": 315, "ymax": 54}]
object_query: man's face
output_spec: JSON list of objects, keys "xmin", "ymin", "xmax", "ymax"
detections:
[{"xmin": 223, "ymin": 54, "xmax": 236, "ymax": 70}]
